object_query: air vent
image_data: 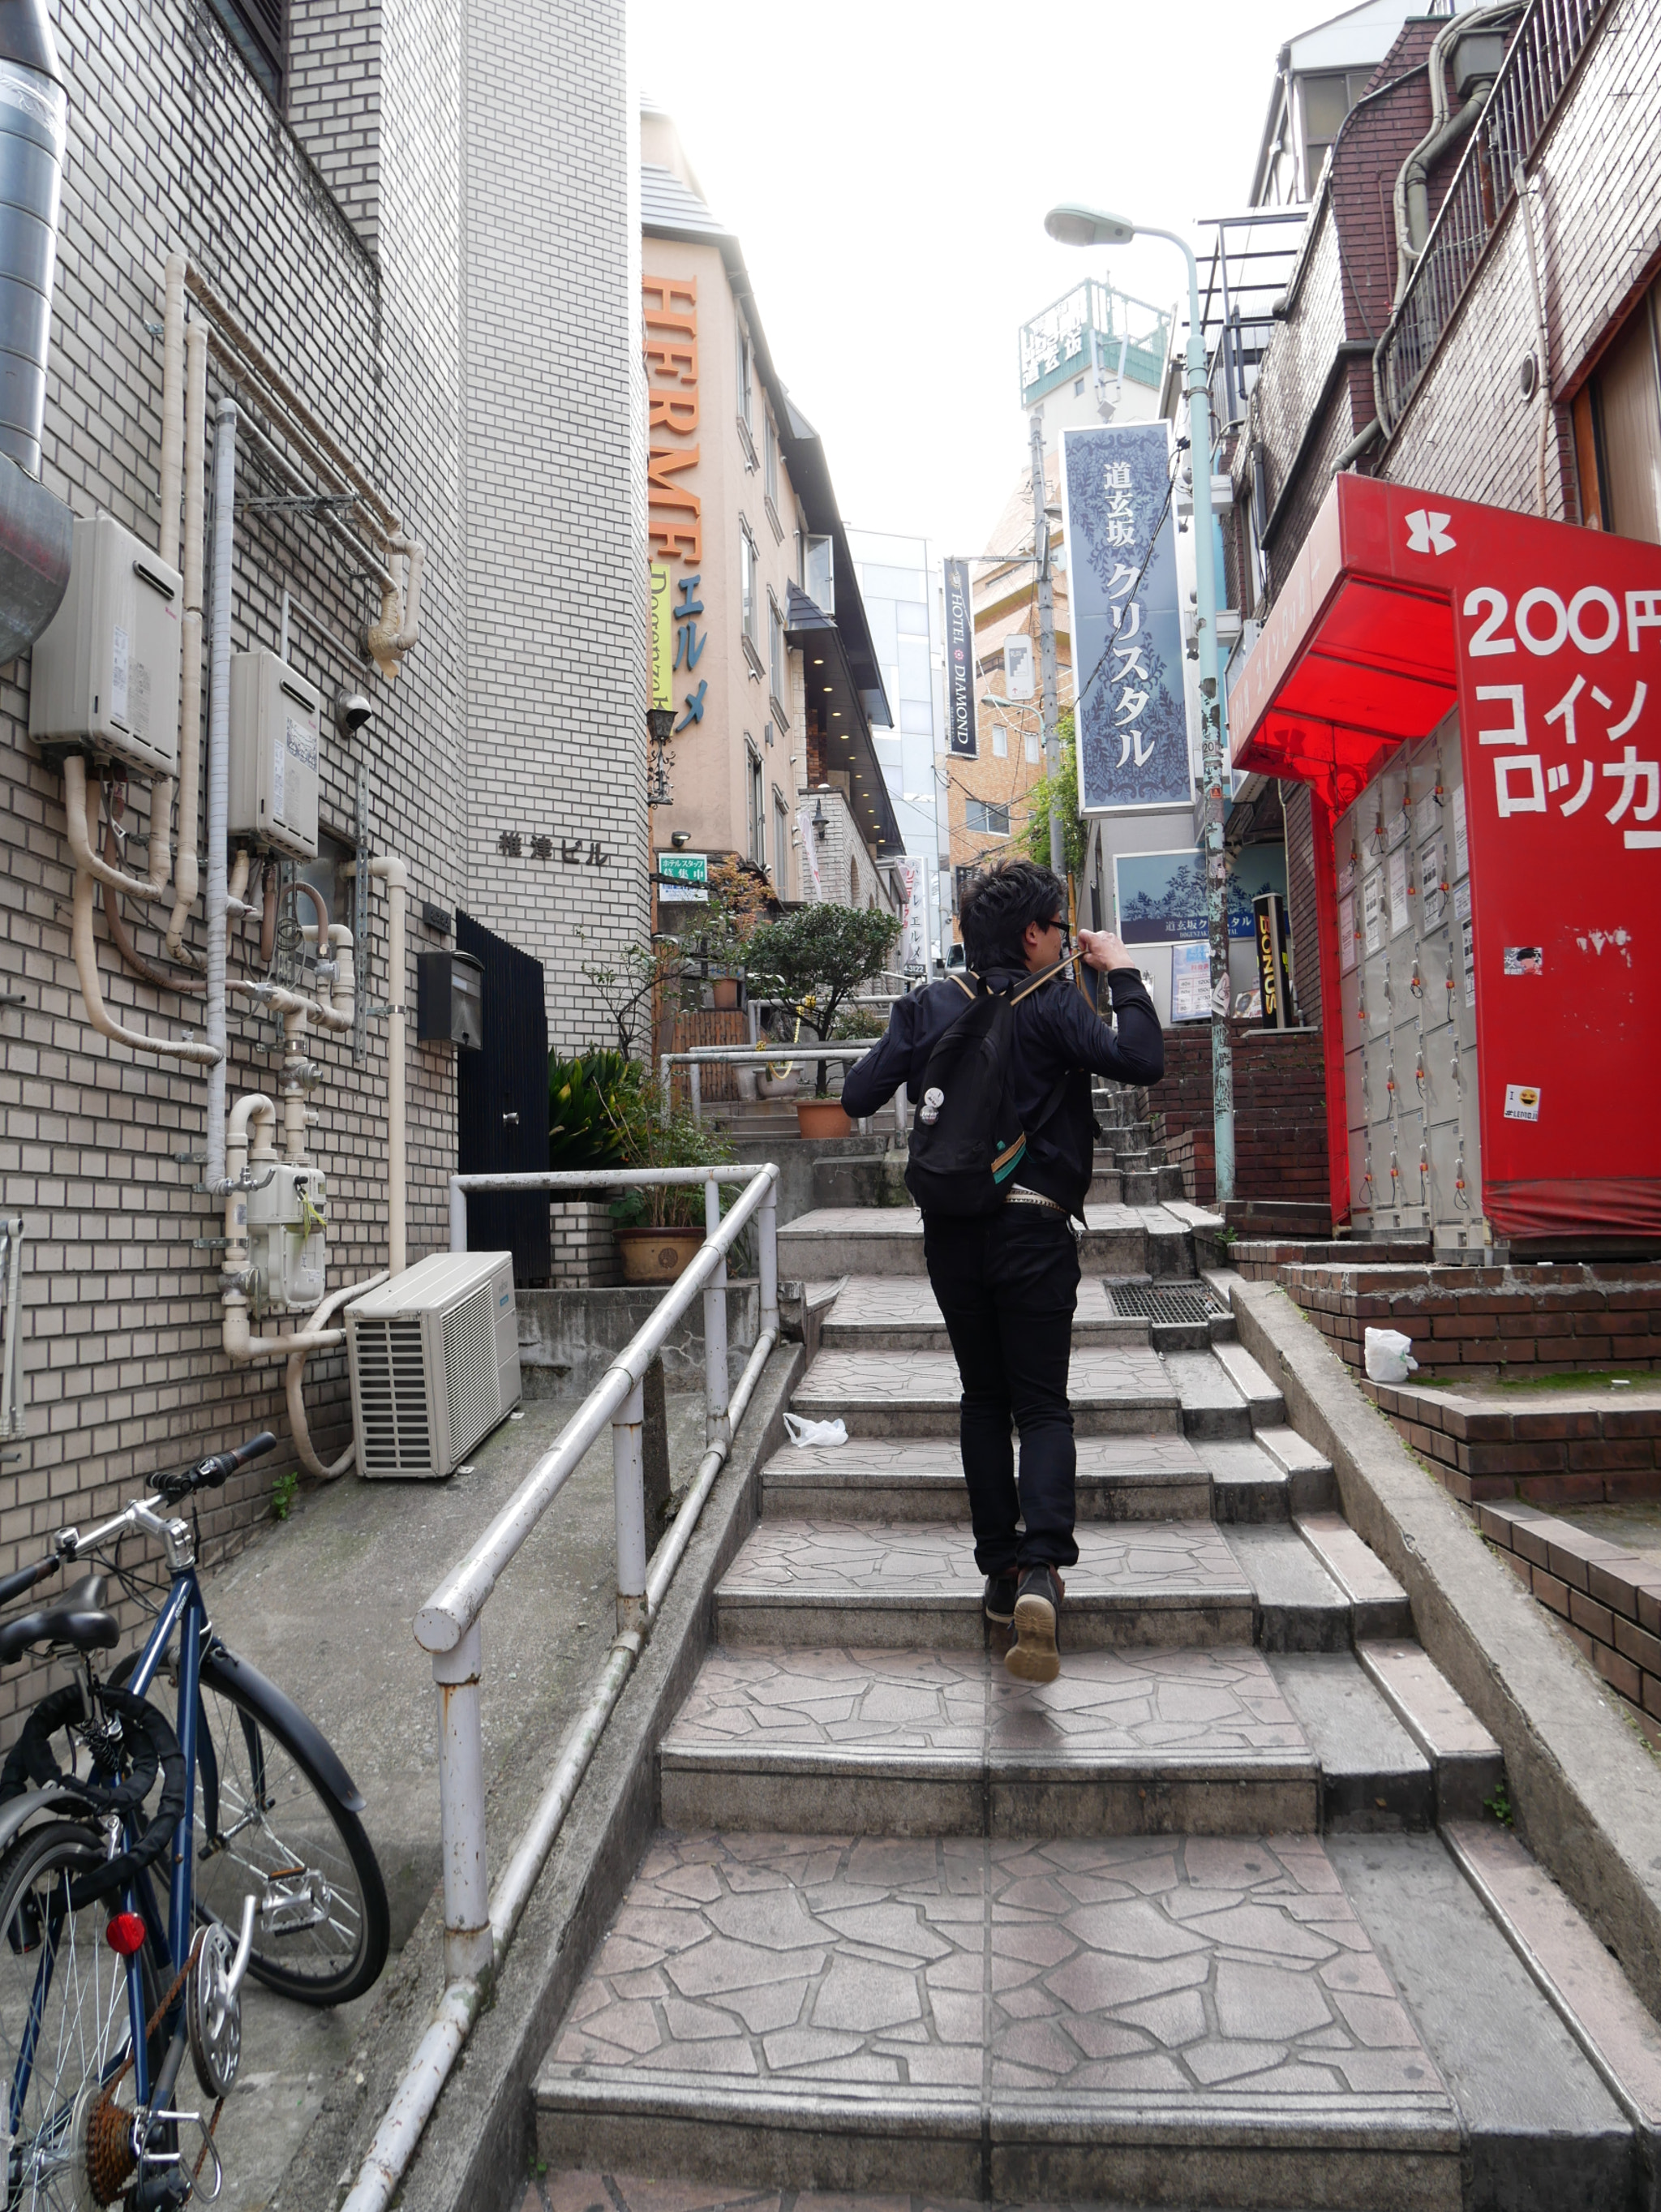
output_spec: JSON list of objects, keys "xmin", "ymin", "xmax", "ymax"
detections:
[
  {"xmin": 1108, "ymin": 1282, "xmax": 1226, "ymax": 1325},
  {"xmin": 346, "ymin": 1252, "xmax": 520, "ymax": 1479}
]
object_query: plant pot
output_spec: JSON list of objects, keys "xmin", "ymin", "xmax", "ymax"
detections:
[
  {"xmin": 796, "ymin": 1099, "xmax": 851, "ymax": 1140},
  {"xmin": 711, "ymin": 977, "xmax": 740, "ymax": 1011},
  {"xmin": 615, "ymin": 1225, "xmax": 703, "ymax": 1283},
  {"xmin": 758, "ymin": 1070, "xmax": 799, "ymax": 1100}
]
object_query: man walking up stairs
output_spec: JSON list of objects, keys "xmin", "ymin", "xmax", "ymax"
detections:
[{"xmin": 841, "ymin": 861, "xmax": 1162, "ymax": 1686}]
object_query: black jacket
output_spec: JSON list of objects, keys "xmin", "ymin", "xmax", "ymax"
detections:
[{"xmin": 842, "ymin": 964, "xmax": 1163, "ymax": 1215}]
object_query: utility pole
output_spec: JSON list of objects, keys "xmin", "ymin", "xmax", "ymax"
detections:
[{"xmin": 1029, "ymin": 409, "xmax": 1065, "ymax": 882}]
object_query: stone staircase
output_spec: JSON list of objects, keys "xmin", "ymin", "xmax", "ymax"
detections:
[{"xmin": 532, "ymin": 1188, "xmax": 1661, "ymax": 2209}]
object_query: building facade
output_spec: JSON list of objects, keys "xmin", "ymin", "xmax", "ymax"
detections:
[
  {"xmin": 0, "ymin": 0, "xmax": 642, "ymax": 1664},
  {"xmin": 847, "ymin": 526, "xmax": 945, "ymax": 963},
  {"xmin": 641, "ymin": 101, "xmax": 901, "ymax": 922}
]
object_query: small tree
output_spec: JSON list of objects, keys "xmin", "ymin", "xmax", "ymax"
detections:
[
  {"xmin": 745, "ymin": 902, "xmax": 901, "ymax": 1095},
  {"xmin": 700, "ymin": 857, "xmax": 774, "ymax": 970},
  {"xmin": 1021, "ymin": 711, "xmax": 1089, "ymax": 880}
]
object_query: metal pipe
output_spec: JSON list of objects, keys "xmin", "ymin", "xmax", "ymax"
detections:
[
  {"xmin": 168, "ymin": 320, "xmax": 208, "ymax": 962},
  {"xmin": 369, "ymin": 856, "xmax": 410, "ymax": 1274},
  {"xmin": 204, "ymin": 399, "xmax": 236, "ymax": 1181},
  {"xmin": 612, "ymin": 1375, "xmax": 648, "ymax": 1636},
  {"xmin": 416, "ymin": 1165, "xmax": 776, "ymax": 1651},
  {"xmin": 433, "ymin": 1624, "xmax": 491, "ymax": 1985},
  {"xmin": 758, "ymin": 1177, "xmax": 779, "ymax": 1343},
  {"xmin": 702, "ymin": 1175, "xmax": 729, "ymax": 1450},
  {"xmin": 1517, "ymin": 162, "xmax": 1553, "ymax": 519},
  {"xmin": 0, "ymin": 19, "xmax": 66, "ymax": 479}
]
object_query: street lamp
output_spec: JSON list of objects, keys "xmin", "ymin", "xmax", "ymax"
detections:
[{"xmin": 1044, "ymin": 200, "xmax": 1236, "ymax": 1209}]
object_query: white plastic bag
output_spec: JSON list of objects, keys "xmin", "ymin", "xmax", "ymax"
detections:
[
  {"xmin": 1363, "ymin": 1326, "xmax": 1419, "ymax": 1384},
  {"xmin": 783, "ymin": 1411, "xmax": 848, "ymax": 1449}
]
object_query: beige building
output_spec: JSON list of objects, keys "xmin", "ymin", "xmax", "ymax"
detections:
[{"xmin": 641, "ymin": 101, "xmax": 902, "ymax": 917}]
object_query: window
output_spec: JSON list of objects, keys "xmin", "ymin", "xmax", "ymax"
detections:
[
  {"xmin": 768, "ymin": 591, "xmax": 787, "ymax": 707},
  {"xmin": 208, "ymin": 0, "xmax": 282, "ymax": 101},
  {"xmin": 1074, "ymin": 377, "xmax": 1084, "ymax": 397},
  {"xmin": 1577, "ymin": 279, "xmax": 1661, "ymax": 542},
  {"xmin": 849, "ymin": 855, "xmax": 860, "ymax": 904},
  {"xmin": 991, "ymin": 724, "xmax": 1008, "ymax": 758},
  {"xmin": 1298, "ymin": 69, "xmax": 1372, "ymax": 194},
  {"xmin": 804, "ymin": 533, "xmax": 834, "ymax": 616},
  {"xmin": 774, "ymin": 789, "xmax": 789, "ymax": 887},
  {"xmin": 740, "ymin": 522, "xmax": 759, "ymax": 646},
  {"xmin": 736, "ymin": 323, "xmax": 754, "ymax": 436},
  {"xmin": 965, "ymin": 799, "xmax": 1011, "ymax": 835},
  {"xmin": 764, "ymin": 412, "xmax": 779, "ymax": 507},
  {"xmin": 746, "ymin": 741, "xmax": 765, "ymax": 865},
  {"xmin": 1025, "ymin": 729, "xmax": 1041, "ymax": 765}
]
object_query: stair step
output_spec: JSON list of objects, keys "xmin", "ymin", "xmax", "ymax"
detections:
[
  {"xmin": 777, "ymin": 1205, "xmax": 1191, "ymax": 1282},
  {"xmin": 1253, "ymin": 1424, "xmax": 1338, "ymax": 1510},
  {"xmin": 1221, "ymin": 1523, "xmax": 1351, "ymax": 1651},
  {"xmin": 762, "ymin": 1436, "xmax": 1211, "ymax": 1523},
  {"xmin": 535, "ymin": 1828, "xmax": 1461, "ymax": 2206},
  {"xmin": 1357, "ymin": 1642, "xmax": 1503, "ymax": 1820},
  {"xmin": 790, "ymin": 1347, "xmax": 1181, "ymax": 1439},
  {"xmin": 1196, "ymin": 1439, "xmax": 1294, "ymax": 1523},
  {"xmin": 1212, "ymin": 1340, "xmax": 1287, "ymax": 1427},
  {"xmin": 715, "ymin": 1518, "xmax": 1255, "ymax": 1650},
  {"xmin": 818, "ymin": 1276, "xmax": 1148, "ymax": 1353},
  {"xmin": 1296, "ymin": 1514, "xmax": 1414, "ymax": 1640},
  {"xmin": 1164, "ymin": 1349, "xmax": 1253, "ymax": 1441},
  {"xmin": 659, "ymin": 1643, "xmax": 1320, "ymax": 1838},
  {"xmin": 1333, "ymin": 1830, "xmax": 1641, "ymax": 2210},
  {"xmin": 1268, "ymin": 1652, "xmax": 1433, "ymax": 1826}
]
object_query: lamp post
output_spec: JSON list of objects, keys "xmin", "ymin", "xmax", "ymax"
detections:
[{"xmin": 1042, "ymin": 204, "xmax": 1235, "ymax": 1209}]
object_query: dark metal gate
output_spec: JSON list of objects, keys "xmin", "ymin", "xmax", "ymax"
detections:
[{"xmin": 456, "ymin": 911, "xmax": 549, "ymax": 1284}]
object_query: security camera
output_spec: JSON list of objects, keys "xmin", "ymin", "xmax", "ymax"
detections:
[{"xmin": 335, "ymin": 690, "xmax": 373, "ymax": 737}]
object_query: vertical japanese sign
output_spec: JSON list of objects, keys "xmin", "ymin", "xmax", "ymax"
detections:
[
  {"xmin": 643, "ymin": 273, "xmax": 709, "ymax": 739},
  {"xmin": 1061, "ymin": 422, "xmax": 1191, "ymax": 814},
  {"xmin": 895, "ymin": 857, "xmax": 926, "ymax": 969},
  {"xmin": 942, "ymin": 557, "xmax": 977, "ymax": 758}
]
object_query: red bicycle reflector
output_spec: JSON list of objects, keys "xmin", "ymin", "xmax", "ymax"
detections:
[{"xmin": 105, "ymin": 1912, "xmax": 146, "ymax": 1956}]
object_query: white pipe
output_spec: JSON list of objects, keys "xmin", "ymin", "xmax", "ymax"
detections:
[
  {"xmin": 70, "ymin": 865, "xmax": 219, "ymax": 1065},
  {"xmin": 369, "ymin": 856, "xmax": 409, "ymax": 1275},
  {"xmin": 285, "ymin": 1269, "xmax": 388, "ymax": 1480},
  {"xmin": 204, "ymin": 399, "xmax": 236, "ymax": 1181},
  {"xmin": 365, "ymin": 530, "xmax": 424, "ymax": 680},
  {"xmin": 1518, "ymin": 164, "xmax": 1553, "ymax": 519},
  {"xmin": 62, "ymin": 757, "xmax": 171, "ymax": 904},
  {"xmin": 300, "ymin": 921, "xmax": 355, "ymax": 1032},
  {"xmin": 166, "ymin": 320, "xmax": 208, "ymax": 964}
]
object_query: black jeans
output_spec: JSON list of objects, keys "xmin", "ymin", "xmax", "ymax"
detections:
[{"xmin": 921, "ymin": 1205, "xmax": 1081, "ymax": 1576}]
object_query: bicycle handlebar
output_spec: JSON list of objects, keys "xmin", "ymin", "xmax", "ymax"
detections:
[
  {"xmin": 0, "ymin": 1556, "xmax": 61, "ymax": 1611},
  {"xmin": 156, "ymin": 1429, "xmax": 278, "ymax": 1504}
]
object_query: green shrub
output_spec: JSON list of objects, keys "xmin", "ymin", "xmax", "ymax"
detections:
[{"xmin": 547, "ymin": 1049, "xmax": 649, "ymax": 1170}]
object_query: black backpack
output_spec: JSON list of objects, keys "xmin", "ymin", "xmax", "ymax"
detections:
[{"xmin": 903, "ymin": 973, "xmax": 1067, "ymax": 1217}]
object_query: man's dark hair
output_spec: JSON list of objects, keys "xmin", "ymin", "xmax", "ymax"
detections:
[{"xmin": 959, "ymin": 860, "xmax": 1066, "ymax": 973}]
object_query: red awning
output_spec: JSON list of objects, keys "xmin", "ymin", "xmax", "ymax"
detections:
[{"xmin": 1230, "ymin": 474, "xmax": 1460, "ymax": 810}]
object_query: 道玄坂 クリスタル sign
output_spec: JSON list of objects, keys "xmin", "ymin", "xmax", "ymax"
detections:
[{"xmin": 1062, "ymin": 423, "xmax": 1192, "ymax": 814}]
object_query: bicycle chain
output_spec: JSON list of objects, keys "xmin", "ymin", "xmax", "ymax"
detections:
[{"xmin": 79, "ymin": 1928, "xmax": 226, "ymax": 2208}]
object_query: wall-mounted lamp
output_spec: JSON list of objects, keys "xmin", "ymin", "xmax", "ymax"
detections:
[
  {"xmin": 812, "ymin": 798, "xmax": 828, "ymax": 843},
  {"xmin": 671, "ymin": 829, "xmax": 692, "ymax": 849},
  {"xmin": 646, "ymin": 703, "xmax": 675, "ymax": 808}
]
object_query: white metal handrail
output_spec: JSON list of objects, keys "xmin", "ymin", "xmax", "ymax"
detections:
[
  {"xmin": 660, "ymin": 1046, "xmax": 908, "ymax": 1135},
  {"xmin": 345, "ymin": 1162, "xmax": 780, "ymax": 2212}
]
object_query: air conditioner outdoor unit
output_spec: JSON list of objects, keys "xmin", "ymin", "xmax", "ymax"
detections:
[{"xmin": 346, "ymin": 1251, "xmax": 520, "ymax": 1480}]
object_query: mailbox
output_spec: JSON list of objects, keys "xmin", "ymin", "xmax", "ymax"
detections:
[{"xmin": 417, "ymin": 951, "xmax": 484, "ymax": 1051}]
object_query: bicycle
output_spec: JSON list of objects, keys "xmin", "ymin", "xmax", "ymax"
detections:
[{"xmin": 0, "ymin": 1428, "xmax": 390, "ymax": 2209}]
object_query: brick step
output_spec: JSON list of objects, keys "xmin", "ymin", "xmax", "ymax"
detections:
[{"xmin": 1367, "ymin": 1377, "xmax": 1661, "ymax": 1507}]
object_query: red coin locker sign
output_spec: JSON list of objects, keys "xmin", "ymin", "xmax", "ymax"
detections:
[{"xmin": 1230, "ymin": 472, "xmax": 1661, "ymax": 1240}]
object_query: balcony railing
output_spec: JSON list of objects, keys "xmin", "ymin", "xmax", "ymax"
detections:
[{"xmin": 1376, "ymin": 0, "xmax": 1609, "ymax": 429}]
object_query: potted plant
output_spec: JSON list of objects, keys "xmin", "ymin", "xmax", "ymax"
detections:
[
  {"xmin": 744, "ymin": 903, "xmax": 900, "ymax": 1139},
  {"xmin": 607, "ymin": 1088, "xmax": 738, "ymax": 1283}
]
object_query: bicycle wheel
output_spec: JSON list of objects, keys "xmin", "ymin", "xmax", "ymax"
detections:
[
  {"xmin": 0, "ymin": 1819, "xmax": 145, "ymax": 2211},
  {"xmin": 187, "ymin": 1673, "xmax": 389, "ymax": 2006}
]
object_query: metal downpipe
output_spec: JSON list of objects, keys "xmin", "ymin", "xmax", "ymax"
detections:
[{"xmin": 204, "ymin": 400, "xmax": 235, "ymax": 1180}]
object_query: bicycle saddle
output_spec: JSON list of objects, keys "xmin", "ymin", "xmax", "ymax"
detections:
[{"xmin": 0, "ymin": 1574, "xmax": 119, "ymax": 1666}]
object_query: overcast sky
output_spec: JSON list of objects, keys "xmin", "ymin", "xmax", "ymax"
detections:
[{"xmin": 633, "ymin": 0, "xmax": 1298, "ymax": 561}]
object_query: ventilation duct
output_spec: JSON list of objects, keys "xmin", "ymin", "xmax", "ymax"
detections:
[{"xmin": 0, "ymin": 0, "xmax": 72, "ymax": 655}]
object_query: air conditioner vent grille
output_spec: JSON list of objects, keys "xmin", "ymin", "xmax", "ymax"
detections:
[
  {"xmin": 443, "ymin": 1283, "xmax": 498, "ymax": 1458},
  {"xmin": 354, "ymin": 1316, "xmax": 432, "ymax": 1475}
]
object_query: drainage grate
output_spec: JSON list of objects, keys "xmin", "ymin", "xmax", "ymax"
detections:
[{"xmin": 1109, "ymin": 1282, "xmax": 1226, "ymax": 1325}]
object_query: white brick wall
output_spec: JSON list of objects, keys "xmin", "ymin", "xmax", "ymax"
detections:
[{"xmin": 0, "ymin": 0, "xmax": 638, "ymax": 1715}]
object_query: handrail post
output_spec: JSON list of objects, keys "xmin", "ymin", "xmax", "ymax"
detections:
[
  {"xmin": 702, "ymin": 1173, "xmax": 730, "ymax": 1450},
  {"xmin": 432, "ymin": 1623, "xmax": 491, "ymax": 1985},
  {"xmin": 449, "ymin": 1175, "xmax": 467, "ymax": 1255},
  {"xmin": 894, "ymin": 1089, "xmax": 908, "ymax": 1140},
  {"xmin": 758, "ymin": 1169, "xmax": 778, "ymax": 1342},
  {"xmin": 689, "ymin": 1062, "xmax": 701, "ymax": 1123},
  {"xmin": 613, "ymin": 1372, "xmax": 649, "ymax": 1635}
]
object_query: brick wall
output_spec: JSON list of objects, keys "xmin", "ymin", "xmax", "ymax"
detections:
[
  {"xmin": 1477, "ymin": 1501, "xmax": 1661, "ymax": 1749},
  {"xmin": 0, "ymin": 0, "xmax": 635, "ymax": 1718},
  {"xmin": 1150, "ymin": 1023, "xmax": 1329, "ymax": 1206},
  {"xmin": 549, "ymin": 1200, "xmax": 620, "ymax": 1287}
]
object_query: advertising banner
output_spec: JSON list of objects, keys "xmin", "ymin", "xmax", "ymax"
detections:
[
  {"xmin": 648, "ymin": 563, "xmax": 673, "ymax": 713},
  {"xmin": 1113, "ymin": 845, "xmax": 1288, "ymax": 943},
  {"xmin": 1061, "ymin": 422, "xmax": 1192, "ymax": 814},
  {"xmin": 657, "ymin": 850, "xmax": 708, "ymax": 904},
  {"xmin": 942, "ymin": 557, "xmax": 978, "ymax": 758},
  {"xmin": 895, "ymin": 857, "xmax": 927, "ymax": 971},
  {"xmin": 1004, "ymin": 634, "xmax": 1036, "ymax": 701}
]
